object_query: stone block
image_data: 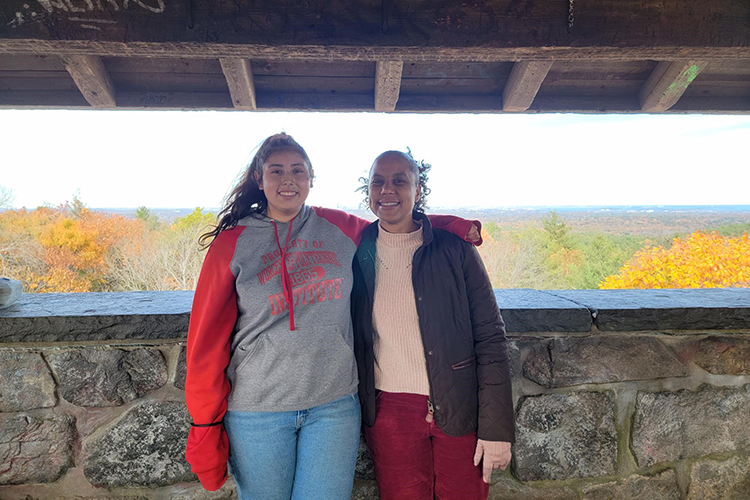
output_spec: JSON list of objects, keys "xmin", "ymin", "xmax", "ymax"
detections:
[
  {"xmin": 0, "ymin": 411, "xmax": 76, "ymax": 485},
  {"xmin": 523, "ymin": 337, "xmax": 687, "ymax": 388},
  {"xmin": 175, "ymin": 345, "xmax": 187, "ymax": 390},
  {"xmin": 0, "ymin": 277, "xmax": 23, "ymax": 309},
  {"xmin": 632, "ymin": 385, "xmax": 750, "ymax": 467},
  {"xmin": 48, "ymin": 348, "xmax": 168, "ymax": 407},
  {"xmin": 514, "ymin": 391, "xmax": 617, "ymax": 481},
  {"xmin": 351, "ymin": 478, "xmax": 379, "ymax": 500},
  {"xmin": 679, "ymin": 336, "xmax": 750, "ymax": 375},
  {"xmin": 550, "ymin": 289, "xmax": 750, "ymax": 331},
  {"xmin": 0, "ymin": 351, "xmax": 56, "ymax": 412},
  {"xmin": 507, "ymin": 339, "xmax": 523, "ymax": 379},
  {"xmin": 167, "ymin": 478, "xmax": 238, "ymax": 499},
  {"xmin": 82, "ymin": 401, "xmax": 195, "ymax": 487},
  {"xmin": 356, "ymin": 432, "xmax": 375, "ymax": 480},
  {"xmin": 581, "ymin": 470, "xmax": 681, "ymax": 500},
  {"xmin": 0, "ymin": 291, "xmax": 192, "ymax": 342},
  {"xmin": 687, "ymin": 455, "xmax": 750, "ymax": 500},
  {"xmin": 489, "ymin": 476, "xmax": 578, "ymax": 499},
  {"xmin": 494, "ymin": 290, "xmax": 592, "ymax": 333}
]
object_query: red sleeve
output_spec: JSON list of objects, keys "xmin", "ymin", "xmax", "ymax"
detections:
[
  {"xmin": 312, "ymin": 207, "xmax": 482, "ymax": 246},
  {"xmin": 312, "ymin": 207, "xmax": 372, "ymax": 245},
  {"xmin": 184, "ymin": 227, "xmax": 243, "ymax": 491},
  {"xmin": 428, "ymin": 215, "xmax": 483, "ymax": 246}
]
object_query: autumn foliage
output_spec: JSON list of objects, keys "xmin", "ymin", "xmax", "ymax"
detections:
[
  {"xmin": 0, "ymin": 200, "xmax": 212, "ymax": 293},
  {"xmin": 601, "ymin": 231, "xmax": 750, "ymax": 289},
  {"xmin": 3, "ymin": 202, "xmax": 748, "ymax": 292}
]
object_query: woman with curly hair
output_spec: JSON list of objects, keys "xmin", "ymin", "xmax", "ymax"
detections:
[{"xmin": 352, "ymin": 150, "xmax": 515, "ymax": 500}]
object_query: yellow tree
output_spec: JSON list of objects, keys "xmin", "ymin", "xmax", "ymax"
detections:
[{"xmin": 601, "ymin": 231, "xmax": 750, "ymax": 289}]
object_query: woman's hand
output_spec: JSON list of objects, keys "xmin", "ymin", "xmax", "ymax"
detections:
[
  {"xmin": 473, "ymin": 439, "xmax": 512, "ymax": 483},
  {"xmin": 466, "ymin": 223, "xmax": 481, "ymax": 244}
]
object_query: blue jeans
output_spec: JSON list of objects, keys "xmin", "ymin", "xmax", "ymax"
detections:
[{"xmin": 224, "ymin": 393, "xmax": 361, "ymax": 500}]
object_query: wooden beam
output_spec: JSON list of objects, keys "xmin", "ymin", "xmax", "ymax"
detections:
[
  {"xmin": 1, "ymin": 42, "xmax": 749, "ymax": 63},
  {"xmin": 219, "ymin": 58, "xmax": 256, "ymax": 110},
  {"xmin": 3, "ymin": 91, "xmax": 749, "ymax": 114},
  {"xmin": 59, "ymin": 55, "xmax": 116, "ymax": 108},
  {"xmin": 374, "ymin": 61, "xmax": 403, "ymax": 112},
  {"xmin": 2, "ymin": 0, "xmax": 749, "ymax": 61},
  {"xmin": 503, "ymin": 61, "xmax": 553, "ymax": 112},
  {"xmin": 639, "ymin": 61, "xmax": 708, "ymax": 112}
]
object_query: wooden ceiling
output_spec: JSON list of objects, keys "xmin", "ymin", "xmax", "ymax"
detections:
[{"xmin": 1, "ymin": 1, "xmax": 749, "ymax": 114}]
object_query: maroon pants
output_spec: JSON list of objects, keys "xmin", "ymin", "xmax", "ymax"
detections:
[{"xmin": 364, "ymin": 392, "xmax": 489, "ymax": 500}]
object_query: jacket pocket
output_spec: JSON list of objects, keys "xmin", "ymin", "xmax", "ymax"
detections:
[{"xmin": 451, "ymin": 357, "xmax": 476, "ymax": 370}]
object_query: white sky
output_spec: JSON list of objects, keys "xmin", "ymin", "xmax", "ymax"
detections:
[{"xmin": 0, "ymin": 110, "xmax": 748, "ymax": 210}]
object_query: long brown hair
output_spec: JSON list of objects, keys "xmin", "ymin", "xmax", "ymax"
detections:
[{"xmin": 199, "ymin": 133, "xmax": 313, "ymax": 248}]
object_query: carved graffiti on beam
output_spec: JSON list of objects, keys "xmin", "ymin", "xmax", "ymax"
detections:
[{"xmin": 8, "ymin": 0, "xmax": 165, "ymax": 30}]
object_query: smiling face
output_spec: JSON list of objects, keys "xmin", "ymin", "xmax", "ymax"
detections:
[
  {"xmin": 368, "ymin": 154, "xmax": 421, "ymax": 233},
  {"xmin": 256, "ymin": 150, "xmax": 313, "ymax": 222}
]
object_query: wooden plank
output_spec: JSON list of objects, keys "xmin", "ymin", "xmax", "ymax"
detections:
[
  {"xmin": 108, "ymin": 71, "xmax": 229, "ymax": 92},
  {"xmin": 1, "ymin": 42, "xmax": 749, "ymax": 63},
  {"xmin": 401, "ymin": 62, "xmax": 513, "ymax": 79},
  {"xmin": 0, "ymin": 0, "xmax": 750, "ymax": 57},
  {"xmin": 0, "ymin": 90, "xmax": 89, "ymax": 108},
  {"xmin": 115, "ymin": 91, "xmax": 232, "ymax": 109},
  {"xmin": 0, "ymin": 54, "xmax": 65, "ymax": 71},
  {"xmin": 220, "ymin": 58, "xmax": 256, "ymax": 110},
  {"xmin": 253, "ymin": 75, "xmax": 373, "ymax": 94},
  {"xmin": 547, "ymin": 60, "xmax": 658, "ymax": 80},
  {"xmin": 639, "ymin": 61, "xmax": 708, "ymax": 112},
  {"xmin": 256, "ymin": 93, "xmax": 373, "ymax": 112},
  {"xmin": 400, "ymin": 78, "xmax": 506, "ymax": 95},
  {"xmin": 502, "ymin": 61, "xmax": 553, "ymax": 112},
  {"xmin": 103, "ymin": 57, "xmax": 223, "ymax": 74},
  {"xmin": 59, "ymin": 55, "xmax": 116, "ymax": 108},
  {"xmin": 670, "ymin": 96, "xmax": 750, "ymax": 113},
  {"xmin": 537, "ymin": 80, "xmax": 645, "ymax": 97},
  {"xmin": 3, "ymin": 90, "xmax": 748, "ymax": 114},
  {"xmin": 0, "ymin": 75, "xmax": 78, "ymax": 91},
  {"xmin": 683, "ymin": 81, "xmax": 750, "ymax": 98},
  {"xmin": 374, "ymin": 60, "xmax": 403, "ymax": 112},
  {"xmin": 251, "ymin": 60, "xmax": 375, "ymax": 78}
]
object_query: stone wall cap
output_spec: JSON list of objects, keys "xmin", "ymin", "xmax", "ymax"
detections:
[
  {"xmin": 1, "ymin": 289, "xmax": 749, "ymax": 343},
  {"xmin": 0, "ymin": 291, "xmax": 193, "ymax": 318},
  {"xmin": 550, "ymin": 289, "xmax": 750, "ymax": 331}
]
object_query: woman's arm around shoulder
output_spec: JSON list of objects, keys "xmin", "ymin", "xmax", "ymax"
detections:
[
  {"xmin": 462, "ymin": 243, "xmax": 515, "ymax": 443},
  {"xmin": 185, "ymin": 227, "xmax": 243, "ymax": 491},
  {"xmin": 311, "ymin": 206, "xmax": 482, "ymax": 245}
]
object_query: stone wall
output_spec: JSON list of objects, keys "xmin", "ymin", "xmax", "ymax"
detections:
[{"xmin": 1, "ymin": 289, "xmax": 749, "ymax": 499}]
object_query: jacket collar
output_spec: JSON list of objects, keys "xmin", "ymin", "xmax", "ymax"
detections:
[{"xmin": 360, "ymin": 210, "xmax": 433, "ymax": 248}]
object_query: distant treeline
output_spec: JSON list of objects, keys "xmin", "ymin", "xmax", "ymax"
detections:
[
  {"xmin": 1, "ymin": 199, "xmax": 748, "ymax": 292},
  {"xmin": 476, "ymin": 211, "xmax": 750, "ymax": 289}
]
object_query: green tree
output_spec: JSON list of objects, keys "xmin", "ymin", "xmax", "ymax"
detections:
[
  {"xmin": 541, "ymin": 210, "xmax": 571, "ymax": 247},
  {"xmin": 134, "ymin": 206, "xmax": 160, "ymax": 231},
  {"xmin": 68, "ymin": 194, "xmax": 87, "ymax": 219}
]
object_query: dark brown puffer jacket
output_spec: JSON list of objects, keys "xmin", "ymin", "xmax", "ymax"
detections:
[{"xmin": 352, "ymin": 211, "xmax": 515, "ymax": 442}]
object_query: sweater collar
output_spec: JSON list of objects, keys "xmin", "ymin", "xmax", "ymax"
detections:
[
  {"xmin": 377, "ymin": 221, "xmax": 423, "ymax": 248},
  {"xmin": 361, "ymin": 211, "xmax": 434, "ymax": 248}
]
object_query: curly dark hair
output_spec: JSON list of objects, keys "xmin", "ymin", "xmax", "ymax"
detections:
[
  {"xmin": 199, "ymin": 133, "xmax": 312, "ymax": 248},
  {"xmin": 357, "ymin": 149, "xmax": 432, "ymax": 213}
]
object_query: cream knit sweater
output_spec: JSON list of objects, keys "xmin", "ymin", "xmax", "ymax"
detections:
[{"xmin": 372, "ymin": 223, "xmax": 430, "ymax": 396}]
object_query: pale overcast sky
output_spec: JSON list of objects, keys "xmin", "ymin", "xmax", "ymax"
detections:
[{"xmin": 1, "ymin": 110, "xmax": 748, "ymax": 210}]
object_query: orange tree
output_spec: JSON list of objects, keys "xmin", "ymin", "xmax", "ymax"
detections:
[
  {"xmin": 601, "ymin": 231, "xmax": 750, "ymax": 289},
  {"xmin": 0, "ymin": 202, "xmax": 144, "ymax": 292}
]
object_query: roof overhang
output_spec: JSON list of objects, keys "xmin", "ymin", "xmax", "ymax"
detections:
[{"xmin": 1, "ymin": 0, "xmax": 749, "ymax": 113}]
